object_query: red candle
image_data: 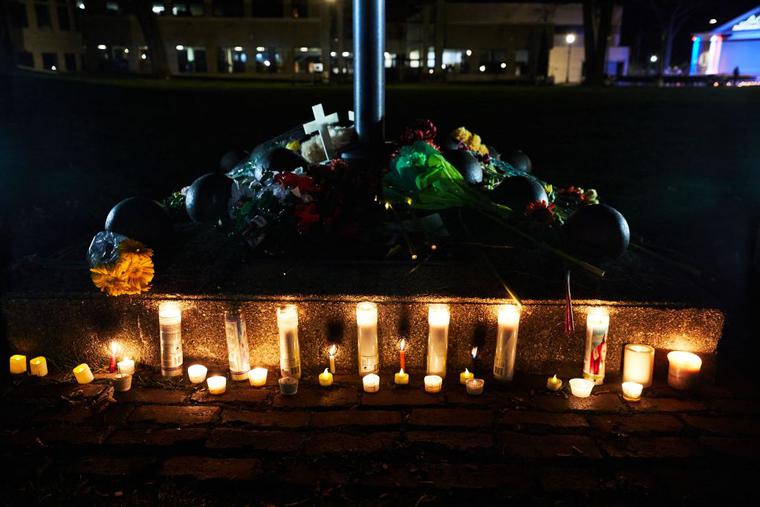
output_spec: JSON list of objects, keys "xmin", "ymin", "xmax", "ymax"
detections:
[
  {"xmin": 109, "ymin": 342, "xmax": 120, "ymax": 373},
  {"xmin": 399, "ymin": 339, "xmax": 406, "ymax": 371}
]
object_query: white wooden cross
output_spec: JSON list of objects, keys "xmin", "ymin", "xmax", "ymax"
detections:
[{"xmin": 303, "ymin": 104, "xmax": 339, "ymax": 161}]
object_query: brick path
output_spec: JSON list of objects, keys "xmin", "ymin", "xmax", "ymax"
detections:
[{"xmin": 1, "ymin": 371, "xmax": 759, "ymax": 505}]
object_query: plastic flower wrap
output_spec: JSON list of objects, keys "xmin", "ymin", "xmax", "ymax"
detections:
[{"xmin": 88, "ymin": 232, "xmax": 154, "ymax": 296}]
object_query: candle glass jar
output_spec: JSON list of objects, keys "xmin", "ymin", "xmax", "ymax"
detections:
[
  {"xmin": 159, "ymin": 302, "xmax": 183, "ymax": 377},
  {"xmin": 277, "ymin": 305, "xmax": 301, "ymax": 379},
  {"xmin": 622, "ymin": 344, "xmax": 655, "ymax": 387},
  {"xmin": 356, "ymin": 302, "xmax": 380, "ymax": 376},
  {"xmin": 426, "ymin": 304, "xmax": 450, "ymax": 377},
  {"xmin": 225, "ymin": 308, "xmax": 251, "ymax": 381},
  {"xmin": 493, "ymin": 304, "xmax": 520, "ymax": 382},
  {"xmin": 583, "ymin": 308, "xmax": 609, "ymax": 385}
]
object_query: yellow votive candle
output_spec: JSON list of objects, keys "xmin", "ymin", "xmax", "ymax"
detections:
[
  {"xmin": 459, "ymin": 368, "xmax": 474, "ymax": 385},
  {"xmin": 362, "ymin": 373, "xmax": 380, "ymax": 393},
  {"xmin": 30, "ymin": 356, "xmax": 48, "ymax": 377},
  {"xmin": 394, "ymin": 368, "xmax": 410, "ymax": 385},
  {"xmin": 207, "ymin": 375, "xmax": 227, "ymax": 395},
  {"xmin": 319, "ymin": 368, "xmax": 334, "ymax": 387},
  {"xmin": 622, "ymin": 344, "xmax": 655, "ymax": 387},
  {"xmin": 248, "ymin": 367, "xmax": 268, "ymax": 387},
  {"xmin": 73, "ymin": 363, "xmax": 94, "ymax": 384},
  {"xmin": 424, "ymin": 375, "xmax": 443, "ymax": 393},
  {"xmin": 546, "ymin": 374, "xmax": 563, "ymax": 391},
  {"xmin": 10, "ymin": 355, "xmax": 26, "ymax": 374},
  {"xmin": 622, "ymin": 381, "xmax": 643, "ymax": 401},
  {"xmin": 187, "ymin": 364, "xmax": 208, "ymax": 384},
  {"xmin": 667, "ymin": 351, "xmax": 702, "ymax": 390},
  {"xmin": 117, "ymin": 357, "xmax": 135, "ymax": 376}
]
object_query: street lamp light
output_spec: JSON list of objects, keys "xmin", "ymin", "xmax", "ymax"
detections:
[
  {"xmin": 650, "ymin": 55, "xmax": 658, "ymax": 63},
  {"xmin": 565, "ymin": 33, "xmax": 576, "ymax": 83},
  {"xmin": 709, "ymin": 18, "xmax": 717, "ymax": 25}
]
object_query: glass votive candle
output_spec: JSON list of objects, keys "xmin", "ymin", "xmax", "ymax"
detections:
[
  {"xmin": 569, "ymin": 378, "xmax": 594, "ymax": 398},
  {"xmin": 363, "ymin": 373, "xmax": 380, "ymax": 393},
  {"xmin": 622, "ymin": 381, "xmax": 643, "ymax": 401},
  {"xmin": 248, "ymin": 367, "xmax": 268, "ymax": 387},
  {"xmin": 187, "ymin": 364, "xmax": 208, "ymax": 384},
  {"xmin": 667, "ymin": 351, "xmax": 702, "ymax": 390},
  {"xmin": 466, "ymin": 378, "xmax": 485, "ymax": 396},
  {"xmin": 279, "ymin": 376, "xmax": 299, "ymax": 396},
  {"xmin": 30, "ymin": 356, "xmax": 48, "ymax": 377},
  {"xmin": 113, "ymin": 373, "xmax": 133, "ymax": 392},
  {"xmin": 117, "ymin": 357, "xmax": 135, "ymax": 376},
  {"xmin": 622, "ymin": 344, "xmax": 655, "ymax": 387},
  {"xmin": 207, "ymin": 375, "xmax": 227, "ymax": 395},
  {"xmin": 424, "ymin": 375, "xmax": 443, "ymax": 393}
]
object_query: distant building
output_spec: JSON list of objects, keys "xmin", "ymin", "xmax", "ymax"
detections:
[
  {"xmin": 7, "ymin": 0, "xmax": 628, "ymax": 83},
  {"xmin": 690, "ymin": 5, "xmax": 760, "ymax": 77}
]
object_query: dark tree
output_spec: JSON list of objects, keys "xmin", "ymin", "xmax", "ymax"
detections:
[
  {"xmin": 582, "ymin": 0, "xmax": 614, "ymax": 85},
  {"xmin": 649, "ymin": 0, "xmax": 700, "ymax": 76},
  {"xmin": 133, "ymin": 0, "xmax": 171, "ymax": 78}
]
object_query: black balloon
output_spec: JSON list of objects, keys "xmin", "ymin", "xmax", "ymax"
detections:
[
  {"xmin": 441, "ymin": 137, "xmax": 461, "ymax": 151},
  {"xmin": 491, "ymin": 176, "xmax": 548, "ymax": 212},
  {"xmin": 505, "ymin": 150, "xmax": 532, "ymax": 173},
  {"xmin": 185, "ymin": 173, "xmax": 233, "ymax": 224},
  {"xmin": 105, "ymin": 197, "xmax": 171, "ymax": 247},
  {"xmin": 444, "ymin": 149, "xmax": 483, "ymax": 185},
  {"xmin": 563, "ymin": 204, "xmax": 630, "ymax": 259},
  {"xmin": 219, "ymin": 149, "xmax": 247, "ymax": 173},
  {"xmin": 259, "ymin": 146, "xmax": 309, "ymax": 172}
]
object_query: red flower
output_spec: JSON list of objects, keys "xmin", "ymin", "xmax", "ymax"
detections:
[
  {"xmin": 294, "ymin": 202, "xmax": 320, "ymax": 232},
  {"xmin": 399, "ymin": 119, "xmax": 438, "ymax": 145},
  {"xmin": 276, "ymin": 172, "xmax": 317, "ymax": 194},
  {"xmin": 525, "ymin": 200, "xmax": 556, "ymax": 224},
  {"xmin": 558, "ymin": 185, "xmax": 583, "ymax": 197}
]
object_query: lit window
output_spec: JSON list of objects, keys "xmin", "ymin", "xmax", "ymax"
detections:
[
  {"xmin": 97, "ymin": 44, "xmax": 107, "ymax": 50},
  {"xmin": 256, "ymin": 46, "xmax": 266, "ymax": 51},
  {"xmin": 330, "ymin": 51, "xmax": 336, "ymax": 57},
  {"xmin": 176, "ymin": 45, "xmax": 185, "ymax": 51},
  {"xmin": 300, "ymin": 47, "xmax": 308, "ymax": 52},
  {"xmin": 152, "ymin": 3, "xmax": 165, "ymax": 14},
  {"xmin": 233, "ymin": 46, "xmax": 243, "ymax": 52}
]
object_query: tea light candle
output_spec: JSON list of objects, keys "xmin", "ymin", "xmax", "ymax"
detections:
[
  {"xmin": 10, "ymin": 355, "xmax": 26, "ymax": 374},
  {"xmin": 30, "ymin": 356, "xmax": 48, "ymax": 377},
  {"xmin": 319, "ymin": 368, "xmax": 334, "ymax": 387},
  {"xmin": 466, "ymin": 378, "xmax": 485, "ymax": 396},
  {"xmin": 546, "ymin": 374, "xmax": 563, "ymax": 391},
  {"xmin": 328, "ymin": 344, "xmax": 337, "ymax": 374},
  {"xmin": 117, "ymin": 357, "xmax": 135, "ymax": 376},
  {"xmin": 248, "ymin": 367, "xmax": 268, "ymax": 387},
  {"xmin": 187, "ymin": 364, "xmax": 208, "ymax": 384},
  {"xmin": 207, "ymin": 375, "xmax": 227, "ymax": 395},
  {"xmin": 459, "ymin": 368, "xmax": 474, "ymax": 385},
  {"xmin": 73, "ymin": 363, "xmax": 94, "ymax": 384},
  {"xmin": 424, "ymin": 375, "xmax": 443, "ymax": 393},
  {"xmin": 569, "ymin": 378, "xmax": 594, "ymax": 398},
  {"xmin": 394, "ymin": 368, "xmax": 409, "ymax": 385},
  {"xmin": 622, "ymin": 344, "xmax": 655, "ymax": 387},
  {"xmin": 667, "ymin": 351, "xmax": 702, "ymax": 390},
  {"xmin": 622, "ymin": 381, "xmax": 643, "ymax": 401},
  {"xmin": 278, "ymin": 376, "xmax": 299, "ymax": 395},
  {"xmin": 113, "ymin": 373, "xmax": 132, "ymax": 392},
  {"xmin": 427, "ymin": 304, "xmax": 450, "ymax": 377},
  {"xmin": 362, "ymin": 373, "xmax": 380, "ymax": 393}
]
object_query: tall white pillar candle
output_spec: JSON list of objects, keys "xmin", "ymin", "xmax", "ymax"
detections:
[
  {"xmin": 356, "ymin": 301, "xmax": 379, "ymax": 376},
  {"xmin": 158, "ymin": 302, "xmax": 183, "ymax": 377},
  {"xmin": 426, "ymin": 304, "xmax": 450, "ymax": 377},
  {"xmin": 583, "ymin": 307, "xmax": 609, "ymax": 385},
  {"xmin": 225, "ymin": 308, "xmax": 251, "ymax": 381},
  {"xmin": 493, "ymin": 304, "xmax": 521, "ymax": 382},
  {"xmin": 277, "ymin": 304, "xmax": 301, "ymax": 379},
  {"xmin": 622, "ymin": 344, "xmax": 655, "ymax": 387}
]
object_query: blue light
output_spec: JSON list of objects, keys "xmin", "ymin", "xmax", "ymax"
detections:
[{"xmin": 689, "ymin": 36, "xmax": 701, "ymax": 75}]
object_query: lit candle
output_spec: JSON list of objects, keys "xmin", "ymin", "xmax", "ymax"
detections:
[
  {"xmin": 362, "ymin": 373, "xmax": 380, "ymax": 393},
  {"xmin": 546, "ymin": 374, "xmax": 563, "ymax": 391},
  {"xmin": 424, "ymin": 374, "xmax": 443, "ymax": 393},
  {"xmin": 319, "ymin": 368, "xmax": 334, "ymax": 387},
  {"xmin": 158, "ymin": 302, "xmax": 183, "ymax": 377},
  {"xmin": 109, "ymin": 341, "xmax": 120, "ymax": 373},
  {"xmin": 187, "ymin": 364, "xmax": 208, "ymax": 384},
  {"xmin": 9, "ymin": 355, "xmax": 27, "ymax": 375},
  {"xmin": 622, "ymin": 344, "xmax": 655, "ymax": 387},
  {"xmin": 30, "ymin": 356, "xmax": 48, "ymax": 377},
  {"xmin": 248, "ymin": 367, "xmax": 268, "ymax": 387},
  {"xmin": 278, "ymin": 376, "xmax": 299, "ymax": 395},
  {"xmin": 622, "ymin": 381, "xmax": 643, "ymax": 401},
  {"xmin": 328, "ymin": 344, "xmax": 337, "ymax": 374},
  {"xmin": 667, "ymin": 351, "xmax": 702, "ymax": 390},
  {"xmin": 117, "ymin": 357, "xmax": 135, "ymax": 376},
  {"xmin": 459, "ymin": 368, "xmax": 474, "ymax": 385},
  {"xmin": 207, "ymin": 375, "xmax": 227, "ymax": 395},
  {"xmin": 277, "ymin": 304, "xmax": 301, "ymax": 379},
  {"xmin": 399, "ymin": 339, "xmax": 407, "ymax": 371},
  {"xmin": 583, "ymin": 307, "xmax": 609, "ymax": 385},
  {"xmin": 356, "ymin": 301, "xmax": 380, "ymax": 376},
  {"xmin": 470, "ymin": 346, "xmax": 479, "ymax": 376},
  {"xmin": 113, "ymin": 373, "xmax": 132, "ymax": 392},
  {"xmin": 73, "ymin": 363, "xmax": 94, "ymax": 384},
  {"xmin": 427, "ymin": 304, "xmax": 450, "ymax": 377},
  {"xmin": 569, "ymin": 378, "xmax": 594, "ymax": 398},
  {"xmin": 394, "ymin": 367, "xmax": 409, "ymax": 385},
  {"xmin": 224, "ymin": 308, "xmax": 251, "ymax": 381},
  {"xmin": 466, "ymin": 378, "xmax": 485, "ymax": 396},
  {"xmin": 493, "ymin": 304, "xmax": 520, "ymax": 382}
]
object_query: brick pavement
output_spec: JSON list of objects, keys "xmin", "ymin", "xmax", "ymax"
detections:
[{"xmin": 1, "ymin": 370, "xmax": 758, "ymax": 505}]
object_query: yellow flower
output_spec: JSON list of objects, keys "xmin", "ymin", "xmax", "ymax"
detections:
[
  {"xmin": 90, "ymin": 240, "xmax": 154, "ymax": 296},
  {"xmin": 452, "ymin": 127, "xmax": 472, "ymax": 143},
  {"xmin": 286, "ymin": 140, "xmax": 301, "ymax": 152}
]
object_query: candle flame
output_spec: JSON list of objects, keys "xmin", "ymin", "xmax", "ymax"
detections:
[
  {"xmin": 110, "ymin": 341, "xmax": 120, "ymax": 355},
  {"xmin": 399, "ymin": 367, "xmax": 405, "ymax": 374},
  {"xmin": 328, "ymin": 344, "xmax": 337, "ymax": 356},
  {"xmin": 464, "ymin": 368, "xmax": 470, "ymax": 374},
  {"xmin": 399, "ymin": 339, "xmax": 407, "ymax": 351},
  {"xmin": 471, "ymin": 346, "xmax": 478, "ymax": 359},
  {"xmin": 323, "ymin": 368, "xmax": 329, "ymax": 375}
]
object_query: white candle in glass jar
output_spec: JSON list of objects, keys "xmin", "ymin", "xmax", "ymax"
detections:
[
  {"xmin": 207, "ymin": 375, "xmax": 227, "ymax": 395},
  {"xmin": 622, "ymin": 344, "xmax": 655, "ymax": 387},
  {"xmin": 493, "ymin": 304, "xmax": 520, "ymax": 381},
  {"xmin": 569, "ymin": 378, "xmax": 594, "ymax": 398},
  {"xmin": 117, "ymin": 357, "xmax": 135, "ymax": 376},
  {"xmin": 158, "ymin": 302, "xmax": 183, "ymax": 377},
  {"xmin": 362, "ymin": 373, "xmax": 380, "ymax": 393},
  {"xmin": 667, "ymin": 351, "xmax": 702, "ymax": 390},
  {"xmin": 356, "ymin": 302, "xmax": 380, "ymax": 376},
  {"xmin": 424, "ymin": 375, "xmax": 443, "ymax": 393},
  {"xmin": 248, "ymin": 367, "xmax": 268, "ymax": 387},
  {"xmin": 277, "ymin": 305, "xmax": 301, "ymax": 379},
  {"xmin": 426, "ymin": 304, "xmax": 450, "ymax": 377},
  {"xmin": 187, "ymin": 364, "xmax": 208, "ymax": 384}
]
